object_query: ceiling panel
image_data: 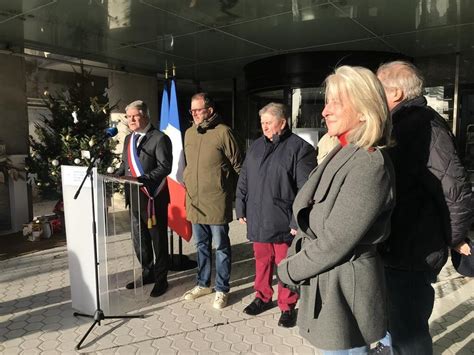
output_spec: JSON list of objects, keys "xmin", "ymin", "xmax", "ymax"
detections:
[
  {"xmin": 138, "ymin": 0, "xmax": 295, "ymax": 28},
  {"xmin": 140, "ymin": 28, "xmax": 271, "ymax": 63},
  {"xmin": 383, "ymin": 23, "xmax": 474, "ymax": 57},
  {"xmin": 1, "ymin": 0, "xmax": 473, "ymax": 81},
  {"xmin": 223, "ymin": 1, "xmax": 375, "ymax": 51},
  {"xmin": 343, "ymin": 0, "xmax": 474, "ymax": 37},
  {"xmin": 312, "ymin": 37, "xmax": 396, "ymax": 53}
]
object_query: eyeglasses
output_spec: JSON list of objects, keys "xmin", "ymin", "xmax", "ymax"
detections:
[{"xmin": 188, "ymin": 107, "xmax": 208, "ymax": 115}]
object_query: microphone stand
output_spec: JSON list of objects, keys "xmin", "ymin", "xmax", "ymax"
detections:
[{"xmin": 72, "ymin": 147, "xmax": 143, "ymax": 350}]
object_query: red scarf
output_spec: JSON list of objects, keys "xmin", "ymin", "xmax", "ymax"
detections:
[{"xmin": 338, "ymin": 132, "xmax": 349, "ymax": 147}]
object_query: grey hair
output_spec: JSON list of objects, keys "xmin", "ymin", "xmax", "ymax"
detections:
[
  {"xmin": 125, "ymin": 100, "xmax": 150, "ymax": 118},
  {"xmin": 259, "ymin": 102, "xmax": 288, "ymax": 122},
  {"xmin": 376, "ymin": 60, "xmax": 424, "ymax": 100}
]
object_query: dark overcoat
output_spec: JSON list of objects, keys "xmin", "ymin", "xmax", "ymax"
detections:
[
  {"xmin": 278, "ymin": 143, "xmax": 396, "ymax": 350},
  {"xmin": 235, "ymin": 130, "xmax": 315, "ymax": 243}
]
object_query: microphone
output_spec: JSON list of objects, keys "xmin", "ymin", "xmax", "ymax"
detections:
[
  {"xmin": 94, "ymin": 127, "xmax": 118, "ymax": 148},
  {"xmin": 105, "ymin": 127, "xmax": 118, "ymax": 138}
]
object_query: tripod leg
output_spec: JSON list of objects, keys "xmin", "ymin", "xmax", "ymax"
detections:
[{"xmin": 76, "ymin": 320, "xmax": 99, "ymax": 350}]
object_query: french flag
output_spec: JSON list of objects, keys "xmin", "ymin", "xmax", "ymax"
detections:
[{"xmin": 160, "ymin": 79, "xmax": 192, "ymax": 241}]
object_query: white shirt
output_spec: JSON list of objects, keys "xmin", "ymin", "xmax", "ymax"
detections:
[{"xmin": 134, "ymin": 123, "xmax": 151, "ymax": 147}]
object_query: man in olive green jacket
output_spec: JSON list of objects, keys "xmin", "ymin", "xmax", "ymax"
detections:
[{"xmin": 182, "ymin": 92, "xmax": 242, "ymax": 309}]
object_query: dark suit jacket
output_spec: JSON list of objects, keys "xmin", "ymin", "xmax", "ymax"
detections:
[{"xmin": 117, "ymin": 126, "xmax": 172, "ymax": 210}]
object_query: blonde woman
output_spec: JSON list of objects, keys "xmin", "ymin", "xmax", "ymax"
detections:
[{"xmin": 278, "ymin": 66, "xmax": 395, "ymax": 354}]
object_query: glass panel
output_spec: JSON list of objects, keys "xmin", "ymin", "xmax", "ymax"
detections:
[
  {"xmin": 291, "ymin": 87, "xmax": 327, "ymax": 147},
  {"xmin": 291, "ymin": 87, "xmax": 325, "ymax": 129}
]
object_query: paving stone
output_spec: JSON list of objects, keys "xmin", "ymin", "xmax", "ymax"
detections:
[
  {"xmin": 7, "ymin": 320, "xmax": 28, "ymax": 330},
  {"xmin": 222, "ymin": 332, "xmax": 242, "ymax": 344},
  {"xmin": 24, "ymin": 321, "xmax": 44, "ymax": 331},
  {"xmin": 253, "ymin": 342, "xmax": 273, "ymax": 353},
  {"xmin": 230, "ymin": 341, "xmax": 251, "ymax": 353},
  {"xmin": 220, "ymin": 309, "xmax": 240, "ymax": 321},
  {"xmin": 20, "ymin": 349, "xmax": 42, "ymax": 355},
  {"xmin": 136, "ymin": 341, "xmax": 158, "ymax": 354},
  {"xmin": 283, "ymin": 334, "xmax": 304, "ymax": 347},
  {"xmin": 15, "ymin": 302, "xmax": 31, "ymax": 309},
  {"xmin": 113, "ymin": 334, "xmax": 135, "ymax": 346},
  {"xmin": 147, "ymin": 327, "xmax": 167, "ymax": 339},
  {"xmin": 246, "ymin": 317, "xmax": 265, "ymax": 328},
  {"xmin": 255, "ymin": 324, "xmax": 273, "ymax": 335},
  {"xmin": 203, "ymin": 329, "xmax": 224, "ymax": 343},
  {"xmin": 42, "ymin": 308, "xmax": 61, "ymax": 317},
  {"xmin": 243, "ymin": 334, "xmax": 263, "ymax": 345},
  {"xmin": 41, "ymin": 350, "xmax": 63, "ymax": 355},
  {"xmin": 19, "ymin": 338, "xmax": 42, "ymax": 350},
  {"xmin": 39, "ymin": 339, "xmax": 61, "ymax": 350},
  {"xmin": 143, "ymin": 319, "xmax": 164, "ymax": 331},
  {"xmin": 170, "ymin": 336, "xmax": 192, "ymax": 351},
  {"xmin": 234, "ymin": 324, "xmax": 254, "ymax": 336},
  {"xmin": 41, "ymin": 322, "xmax": 62, "ymax": 332},
  {"xmin": 4, "ymin": 328, "xmax": 27, "ymax": 339},
  {"xmin": 294, "ymin": 344, "xmax": 317, "ymax": 354},
  {"xmin": 207, "ymin": 339, "xmax": 230, "ymax": 353},
  {"xmin": 1, "ymin": 219, "xmax": 472, "ymax": 355},
  {"xmin": 151, "ymin": 337, "xmax": 173, "ymax": 349},
  {"xmin": 191, "ymin": 314, "xmax": 211, "ymax": 325},
  {"xmin": 190, "ymin": 339, "xmax": 212, "ymax": 352},
  {"xmin": 179, "ymin": 320, "xmax": 198, "ymax": 332},
  {"xmin": 115, "ymin": 344, "xmax": 138, "ymax": 354},
  {"xmin": 58, "ymin": 340, "xmax": 78, "ymax": 353},
  {"xmin": 2, "ymin": 337, "xmax": 24, "ymax": 349},
  {"xmin": 262, "ymin": 334, "xmax": 283, "ymax": 346},
  {"xmin": 162, "ymin": 321, "xmax": 181, "ymax": 333},
  {"xmin": 27, "ymin": 314, "xmax": 46, "ymax": 323}
]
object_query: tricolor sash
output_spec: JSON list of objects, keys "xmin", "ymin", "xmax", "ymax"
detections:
[{"xmin": 127, "ymin": 133, "xmax": 165, "ymax": 229}]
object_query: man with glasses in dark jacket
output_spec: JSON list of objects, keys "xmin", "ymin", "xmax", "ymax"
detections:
[{"xmin": 377, "ymin": 61, "xmax": 472, "ymax": 355}]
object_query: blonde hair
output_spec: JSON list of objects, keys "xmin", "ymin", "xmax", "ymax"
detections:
[
  {"xmin": 324, "ymin": 65, "xmax": 391, "ymax": 149},
  {"xmin": 376, "ymin": 60, "xmax": 424, "ymax": 100}
]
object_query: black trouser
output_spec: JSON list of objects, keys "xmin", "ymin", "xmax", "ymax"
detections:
[
  {"xmin": 131, "ymin": 197, "xmax": 169, "ymax": 284},
  {"xmin": 385, "ymin": 268, "xmax": 437, "ymax": 355}
]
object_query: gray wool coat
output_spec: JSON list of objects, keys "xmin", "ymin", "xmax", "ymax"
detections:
[{"xmin": 278, "ymin": 143, "xmax": 396, "ymax": 350}]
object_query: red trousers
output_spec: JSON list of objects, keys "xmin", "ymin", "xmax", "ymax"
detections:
[{"xmin": 253, "ymin": 241, "xmax": 298, "ymax": 311}]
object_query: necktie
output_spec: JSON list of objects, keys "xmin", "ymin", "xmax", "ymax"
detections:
[{"xmin": 135, "ymin": 133, "xmax": 144, "ymax": 148}]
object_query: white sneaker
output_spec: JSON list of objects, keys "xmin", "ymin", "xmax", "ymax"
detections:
[
  {"xmin": 213, "ymin": 291, "xmax": 228, "ymax": 309},
  {"xmin": 182, "ymin": 286, "xmax": 212, "ymax": 300}
]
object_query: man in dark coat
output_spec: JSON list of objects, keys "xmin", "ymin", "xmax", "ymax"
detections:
[
  {"xmin": 116, "ymin": 100, "xmax": 173, "ymax": 298},
  {"xmin": 377, "ymin": 61, "xmax": 472, "ymax": 354},
  {"xmin": 235, "ymin": 102, "xmax": 315, "ymax": 327}
]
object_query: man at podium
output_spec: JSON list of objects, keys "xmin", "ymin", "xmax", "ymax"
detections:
[{"xmin": 116, "ymin": 100, "xmax": 173, "ymax": 298}]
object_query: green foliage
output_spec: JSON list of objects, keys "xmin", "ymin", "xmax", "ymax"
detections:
[{"xmin": 26, "ymin": 69, "xmax": 119, "ymax": 199}]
